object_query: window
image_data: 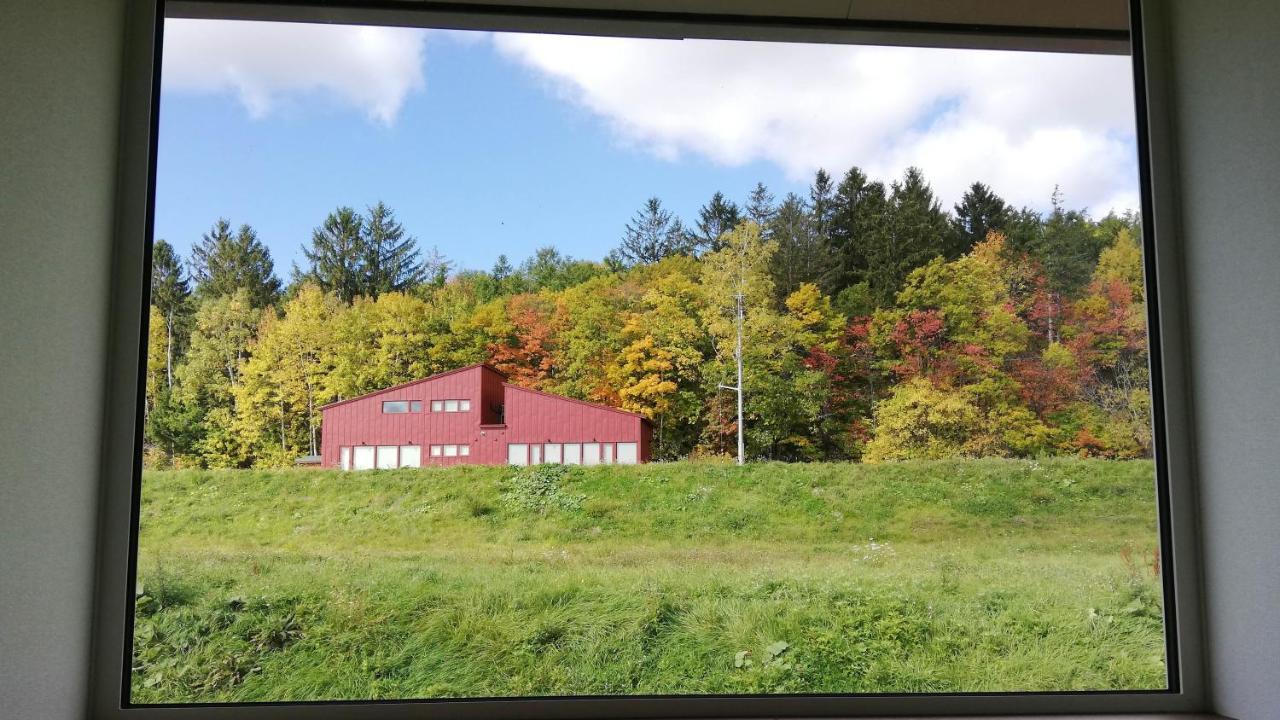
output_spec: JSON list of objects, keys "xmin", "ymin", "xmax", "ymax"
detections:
[
  {"xmin": 110, "ymin": 2, "xmax": 1198, "ymax": 716},
  {"xmin": 351, "ymin": 446, "xmax": 375, "ymax": 471},
  {"xmin": 616, "ymin": 442, "xmax": 638, "ymax": 465},
  {"xmin": 399, "ymin": 445, "xmax": 421, "ymax": 468}
]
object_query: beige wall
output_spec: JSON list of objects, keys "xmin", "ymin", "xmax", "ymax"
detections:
[{"xmin": 0, "ymin": 2, "xmax": 128, "ymax": 719}]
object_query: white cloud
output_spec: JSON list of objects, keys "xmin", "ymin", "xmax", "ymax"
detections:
[
  {"xmin": 493, "ymin": 34, "xmax": 1140, "ymax": 214},
  {"xmin": 162, "ymin": 19, "xmax": 427, "ymax": 125}
]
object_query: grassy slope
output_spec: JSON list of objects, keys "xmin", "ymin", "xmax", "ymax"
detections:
[{"xmin": 133, "ymin": 459, "xmax": 1167, "ymax": 703}]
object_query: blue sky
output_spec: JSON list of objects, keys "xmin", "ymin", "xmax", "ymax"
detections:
[{"xmin": 156, "ymin": 20, "xmax": 1140, "ymax": 275}]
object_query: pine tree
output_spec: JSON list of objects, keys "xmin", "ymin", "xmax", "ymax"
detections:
[
  {"xmin": 190, "ymin": 219, "xmax": 282, "ymax": 308},
  {"xmin": 745, "ymin": 182, "xmax": 775, "ymax": 227},
  {"xmin": 768, "ymin": 192, "xmax": 823, "ymax": 300},
  {"xmin": 362, "ymin": 201, "xmax": 426, "ymax": 297},
  {"xmin": 302, "ymin": 207, "xmax": 365, "ymax": 304},
  {"xmin": 877, "ymin": 167, "xmax": 950, "ymax": 305},
  {"xmin": 821, "ymin": 166, "xmax": 888, "ymax": 299},
  {"xmin": 695, "ymin": 191, "xmax": 742, "ymax": 250},
  {"xmin": 950, "ymin": 181, "xmax": 1011, "ymax": 258},
  {"xmin": 150, "ymin": 239, "xmax": 191, "ymax": 388},
  {"xmin": 808, "ymin": 169, "xmax": 836, "ymax": 242},
  {"xmin": 616, "ymin": 197, "xmax": 693, "ymax": 266},
  {"xmin": 1009, "ymin": 187, "xmax": 1107, "ymax": 297}
]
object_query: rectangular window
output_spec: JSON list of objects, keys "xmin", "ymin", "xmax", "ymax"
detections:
[
  {"xmin": 399, "ymin": 445, "xmax": 421, "ymax": 468},
  {"xmin": 563, "ymin": 443, "xmax": 582, "ymax": 465},
  {"xmin": 351, "ymin": 446, "xmax": 375, "ymax": 471},
  {"xmin": 615, "ymin": 442, "xmax": 638, "ymax": 465},
  {"xmin": 376, "ymin": 445, "xmax": 398, "ymax": 469},
  {"xmin": 121, "ymin": 4, "xmax": 1184, "ymax": 713}
]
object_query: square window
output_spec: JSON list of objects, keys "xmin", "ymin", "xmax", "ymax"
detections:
[
  {"xmin": 431, "ymin": 400, "xmax": 443, "ymax": 412},
  {"xmin": 459, "ymin": 445, "xmax": 470, "ymax": 456},
  {"xmin": 460, "ymin": 399, "xmax": 472, "ymax": 412},
  {"xmin": 430, "ymin": 445, "xmax": 442, "ymax": 457},
  {"xmin": 444, "ymin": 399, "xmax": 459, "ymax": 412},
  {"xmin": 443, "ymin": 444, "xmax": 458, "ymax": 457}
]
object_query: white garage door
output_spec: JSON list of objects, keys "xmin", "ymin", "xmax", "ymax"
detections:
[
  {"xmin": 399, "ymin": 445, "xmax": 421, "ymax": 468},
  {"xmin": 616, "ymin": 442, "xmax": 638, "ymax": 465},
  {"xmin": 507, "ymin": 443, "xmax": 528, "ymax": 466},
  {"xmin": 352, "ymin": 446, "xmax": 375, "ymax": 470},
  {"xmin": 582, "ymin": 443, "xmax": 601, "ymax": 466}
]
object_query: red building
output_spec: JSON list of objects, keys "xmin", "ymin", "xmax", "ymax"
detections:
[{"xmin": 319, "ymin": 364, "xmax": 652, "ymax": 469}]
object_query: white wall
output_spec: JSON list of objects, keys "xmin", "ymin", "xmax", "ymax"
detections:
[
  {"xmin": 1165, "ymin": 1, "xmax": 1280, "ymax": 718},
  {"xmin": 0, "ymin": 2, "xmax": 127, "ymax": 719}
]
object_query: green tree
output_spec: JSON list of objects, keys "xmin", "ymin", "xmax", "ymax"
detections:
[
  {"xmin": 821, "ymin": 166, "xmax": 888, "ymax": 299},
  {"xmin": 694, "ymin": 191, "xmax": 742, "ymax": 251},
  {"xmin": 189, "ymin": 219, "xmax": 281, "ymax": 308},
  {"xmin": 745, "ymin": 182, "xmax": 775, "ymax": 227},
  {"xmin": 362, "ymin": 201, "xmax": 430, "ymax": 296},
  {"xmin": 150, "ymin": 239, "xmax": 191, "ymax": 388},
  {"xmin": 301, "ymin": 207, "xmax": 365, "ymax": 303},
  {"xmin": 769, "ymin": 192, "xmax": 824, "ymax": 300},
  {"xmin": 950, "ymin": 182, "xmax": 1011, "ymax": 258},
  {"xmin": 614, "ymin": 197, "xmax": 693, "ymax": 266}
]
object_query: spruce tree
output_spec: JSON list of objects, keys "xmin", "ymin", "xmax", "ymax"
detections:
[
  {"xmin": 302, "ymin": 207, "xmax": 365, "ymax": 304},
  {"xmin": 877, "ymin": 167, "xmax": 950, "ymax": 305},
  {"xmin": 695, "ymin": 191, "xmax": 742, "ymax": 250},
  {"xmin": 362, "ymin": 201, "xmax": 425, "ymax": 297},
  {"xmin": 745, "ymin": 182, "xmax": 776, "ymax": 227},
  {"xmin": 821, "ymin": 166, "xmax": 889, "ymax": 299},
  {"xmin": 616, "ymin": 197, "xmax": 693, "ymax": 266},
  {"xmin": 190, "ymin": 219, "xmax": 282, "ymax": 308},
  {"xmin": 950, "ymin": 181, "xmax": 1011, "ymax": 257},
  {"xmin": 768, "ymin": 193, "xmax": 823, "ymax": 300},
  {"xmin": 150, "ymin": 239, "xmax": 191, "ymax": 388},
  {"xmin": 808, "ymin": 168, "xmax": 836, "ymax": 242}
]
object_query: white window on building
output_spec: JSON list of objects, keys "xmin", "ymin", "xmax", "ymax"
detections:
[
  {"xmin": 399, "ymin": 445, "xmax": 421, "ymax": 468},
  {"xmin": 603, "ymin": 443, "xmax": 614, "ymax": 464},
  {"xmin": 352, "ymin": 446, "xmax": 375, "ymax": 470},
  {"xmin": 459, "ymin": 444, "xmax": 470, "ymax": 456},
  {"xmin": 507, "ymin": 443, "xmax": 529, "ymax": 466},
  {"xmin": 583, "ymin": 442, "xmax": 601, "ymax": 466},
  {"xmin": 616, "ymin": 442, "xmax": 638, "ymax": 465},
  {"xmin": 460, "ymin": 399, "xmax": 471, "ymax": 412},
  {"xmin": 430, "ymin": 445, "xmax": 443, "ymax": 457},
  {"xmin": 340, "ymin": 447, "xmax": 351, "ymax": 471},
  {"xmin": 563, "ymin": 443, "xmax": 582, "ymax": 465},
  {"xmin": 410, "ymin": 401, "xmax": 422, "ymax": 413},
  {"xmin": 544, "ymin": 443, "xmax": 563, "ymax": 464},
  {"xmin": 443, "ymin": 444, "xmax": 458, "ymax": 457},
  {"xmin": 431, "ymin": 400, "xmax": 443, "ymax": 412},
  {"xmin": 444, "ymin": 400, "xmax": 459, "ymax": 412},
  {"xmin": 376, "ymin": 445, "xmax": 398, "ymax": 469},
  {"xmin": 530, "ymin": 444, "xmax": 543, "ymax": 464},
  {"xmin": 382, "ymin": 400, "xmax": 410, "ymax": 414}
]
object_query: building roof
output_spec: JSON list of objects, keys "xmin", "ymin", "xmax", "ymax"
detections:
[
  {"xmin": 318, "ymin": 363, "xmax": 505, "ymax": 410},
  {"xmin": 503, "ymin": 382, "xmax": 652, "ymax": 425}
]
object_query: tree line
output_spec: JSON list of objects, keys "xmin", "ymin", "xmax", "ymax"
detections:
[{"xmin": 143, "ymin": 167, "xmax": 1149, "ymax": 468}]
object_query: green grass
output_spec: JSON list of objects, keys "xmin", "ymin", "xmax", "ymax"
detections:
[{"xmin": 132, "ymin": 458, "xmax": 1167, "ymax": 703}]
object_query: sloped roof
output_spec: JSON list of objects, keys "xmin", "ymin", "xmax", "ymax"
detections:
[
  {"xmin": 319, "ymin": 363, "xmax": 505, "ymax": 410},
  {"xmin": 503, "ymin": 382, "xmax": 652, "ymax": 426}
]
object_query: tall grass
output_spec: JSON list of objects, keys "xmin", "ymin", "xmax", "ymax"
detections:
[{"xmin": 133, "ymin": 458, "xmax": 1166, "ymax": 703}]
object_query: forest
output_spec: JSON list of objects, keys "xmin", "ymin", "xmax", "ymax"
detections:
[{"xmin": 142, "ymin": 165, "xmax": 1151, "ymax": 468}]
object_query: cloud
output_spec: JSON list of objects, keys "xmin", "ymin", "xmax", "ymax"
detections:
[
  {"xmin": 493, "ymin": 34, "xmax": 1140, "ymax": 214},
  {"xmin": 162, "ymin": 19, "xmax": 427, "ymax": 125}
]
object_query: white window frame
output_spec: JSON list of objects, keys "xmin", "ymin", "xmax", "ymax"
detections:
[
  {"xmin": 94, "ymin": 2, "xmax": 1205, "ymax": 719},
  {"xmin": 431, "ymin": 400, "xmax": 443, "ymax": 412},
  {"xmin": 399, "ymin": 445, "xmax": 421, "ymax": 468}
]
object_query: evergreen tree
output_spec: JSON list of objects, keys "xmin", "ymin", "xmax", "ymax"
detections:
[
  {"xmin": 695, "ymin": 191, "xmax": 742, "ymax": 250},
  {"xmin": 1009, "ymin": 187, "xmax": 1107, "ymax": 297},
  {"xmin": 745, "ymin": 182, "xmax": 775, "ymax": 227},
  {"xmin": 769, "ymin": 192, "xmax": 823, "ymax": 300},
  {"xmin": 821, "ymin": 166, "xmax": 888, "ymax": 298},
  {"xmin": 150, "ymin": 239, "xmax": 191, "ymax": 388},
  {"xmin": 362, "ymin": 201, "xmax": 426, "ymax": 297},
  {"xmin": 950, "ymin": 181, "xmax": 1011, "ymax": 258},
  {"xmin": 876, "ymin": 167, "xmax": 950, "ymax": 305},
  {"xmin": 190, "ymin": 219, "xmax": 282, "ymax": 308},
  {"xmin": 302, "ymin": 207, "xmax": 365, "ymax": 304},
  {"xmin": 616, "ymin": 197, "xmax": 693, "ymax": 266},
  {"xmin": 808, "ymin": 168, "xmax": 836, "ymax": 242}
]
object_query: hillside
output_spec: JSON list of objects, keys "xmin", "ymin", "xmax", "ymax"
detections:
[{"xmin": 133, "ymin": 458, "xmax": 1167, "ymax": 703}]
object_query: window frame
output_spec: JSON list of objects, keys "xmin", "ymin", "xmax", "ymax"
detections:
[{"xmin": 92, "ymin": 0, "xmax": 1205, "ymax": 717}]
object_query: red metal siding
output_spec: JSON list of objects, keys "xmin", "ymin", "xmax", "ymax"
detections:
[{"xmin": 319, "ymin": 364, "xmax": 651, "ymax": 467}]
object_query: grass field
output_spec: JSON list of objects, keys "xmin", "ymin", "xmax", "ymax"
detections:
[{"xmin": 131, "ymin": 458, "xmax": 1167, "ymax": 703}]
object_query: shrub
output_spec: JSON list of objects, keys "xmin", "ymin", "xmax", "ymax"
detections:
[{"xmin": 501, "ymin": 464, "xmax": 585, "ymax": 513}]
